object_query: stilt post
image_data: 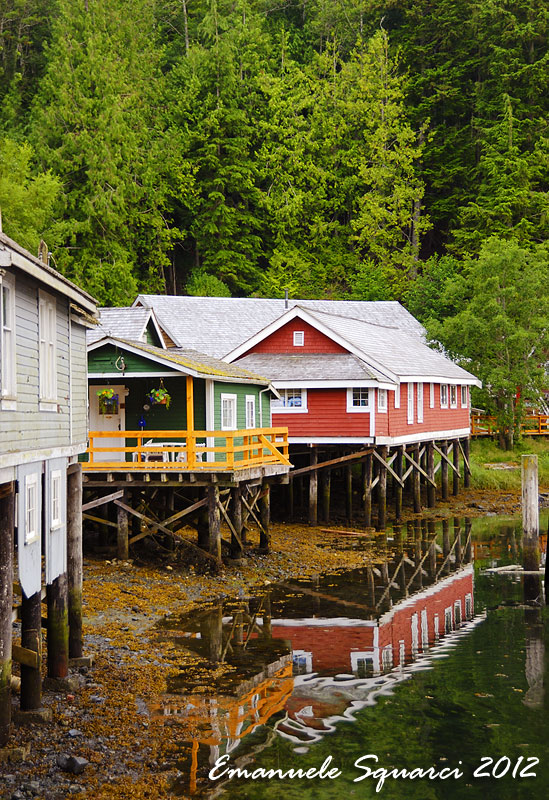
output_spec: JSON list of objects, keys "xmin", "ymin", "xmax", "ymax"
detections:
[
  {"xmin": 308, "ymin": 448, "xmax": 318, "ymax": 526},
  {"xmin": 0, "ymin": 484, "xmax": 15, "ymax": 746},
  {"xmin": 20, "ymin": 591, "xmax": 42, "ymax": 711},
  {"xmin": 394, "ymin": 446, "xmax": 403, "ymax": 521},
  {"xmin": 207, "ymin": 484, "xmax": 221, "ymax": 560},
  {"xmin": 46, "ymin": 573, "xmax": 69, "ymax": 678},
  {"xmin": 463, "ymin": 438, "xmax": 471, "ymax": 489},
  {"xmin": 363, "ymin": 455, "xmax": 372, "ymax": 527},
  {"xmin": 259, "ymin": 483, "xmax": 271, "ymax": 551},
  {"xmin": 321, "ymin": 469, "xmax": 331, "ymax": 524},
  {"xmin": 427, "ymin": 441, "xmax": 436, "ymax": 507},
  {"xmin": 413, "ymin": 444, "xmax": 422, "ymax": 513},
  {"xmin": 452, "ymin": 439, "xmax": 460, "ymax": 496},
  {"xmin": 230, "ymin": 485, "xmax": 244, "ymax": 558},
  {"xmin": 522, "ymin": 454, "xmax": 540, "ymax": 572},
  {"xmin": 377, "ymin": 446, "xmax": 388, "ymax": 530},
  {"xmin": 67, "ymin": 464, "xmax": 83, "ymax": 659},
  {"xmin": 441, "ymin": 440, "xmax": 449, "ymax": 500},
  {"xmin": 117, "ymin": 490, "xmax": 129, "ymax": 560}
]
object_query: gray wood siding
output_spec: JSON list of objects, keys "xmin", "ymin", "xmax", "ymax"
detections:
[
  {"xmin": 70, "ymin": 321, "xmax": 88, "ymax": 444},
  {"xmin": 0, "ymin": 272, "xmax": 88, "ymax": 456}
]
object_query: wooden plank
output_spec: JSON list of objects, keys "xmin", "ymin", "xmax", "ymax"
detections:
[
  {"xmin": 12, "ymin": 644, "xmax": 39, "ymax": 670},
  {"xmin": 290, "ymin": 448, "xmax": 373, "ymax": 478},
  {"xmin": 82, "ymin": 490, "xmax": 124, "ymax": 512},
  {"xmin": 83, "ymin": 513, "xmax": 118, "ymax": 529},
  {"xmin": 241, "ymin": 494, "xmax": 267, "ymax": 537},
  {"xmin": 403, "ymin": 450, "xmax": 436, "ymax": 487},
  {"xmin": 432, "ymin": 442, "xmax": 460, "ymax": 475},
  {"xmin": 113, "ymin": 500, "xmax": 222, "ymax": 566},
  {"xmin": 258, "ymin": 434, "xmax": 292, "ymax": 466},
  {"xmin": 320, "ymin": 528, "xmax": 375, "ymax": 537},
  {"xmin": 458, "ymin": 439, "xmax": 471, "ymax": 474},
  {"xmin": 161, "ymin": 497, "xmax": 208, "ymax": 527},
  {"xmin": 373, "ymin": 450, "xmax": 404, "ymax": 488},
  {"xmin": 216, "ymin": 499, "xmax": 244, "ymax": 552}
]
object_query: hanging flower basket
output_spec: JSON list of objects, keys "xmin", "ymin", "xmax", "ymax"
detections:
[
  {"xmin": 97, "ymin": 388, "xmax": 119, "ymax": 415},
  {"xmin": 148, "ymin": 386, "xmax": 171, "ymax": 409}
]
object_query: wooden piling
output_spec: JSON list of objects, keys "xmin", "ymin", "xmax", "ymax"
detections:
[
  {"xmin": 427, "ymin": 441, "xmax": 436, "ymax": 507},
  {"xmin": 308, "ymin": 448, "xmax": 318, "ymax": 526},
  {"xmin": 442, "ymin": 519, "xmax": 451, "ymax": 574},
  {"xmin": 394, "ymin": 446, "xmax": 403, "ymax": 521},
  {"xmin": 522, "ymin": 454, "xmax": 540, "ymax": 572},
  {"xmin": 230, "ymin": 485, "xmax": 243, "ymax": 558},
  {"xmin": 207, "ymin": 485, "xmax": 221, "ymax": 560},
  {"xmin": 362, "ymin": 455, "xmax": 372, "ymax": 527},
  {"xmin": 463, "ymin": 438, "xmax": 471, "ymax": 488},
  {"xmin": 345, "ymin": 464, "xmax": 353, "ymax": 522},
  {"xmin": 0, "ymin": 484, "xmax": 15, "ymax": 746},
  {"xmin": 377, "ymin": 446, "xmax": 388, "ymax": 530},
  {"xmin": 452, "ymin": 440, "xmax": 460, "ymax": 496},
  {"xmin": 46, "ymin": 573, "xmax": 69, "ymax": 678},
  {"xmin": 20, "ymin": 591, "xmax": 42, "ymax": 711},
  {"xmin": 454, "ymin": 518, "xmax": 462, "ymax": 567},
  {"xmin": 67, "ymin": 464, "xmax": 83, "ymax": 659},
  {"xmin": 259, "ymin": 483, "xmax": 271, "ymax": 551},
  {"xmin": 117, "ymin": 490, "xmax": 129, "ymax": 559},
  {"xmin": 440, "ymin": 440, "xmax": 449, "ymax": 500},
  {"xmin": 413, "ymin": 445, "xmax": 422, "ymax": 513},
  {"xmin": 288, "ymin": 479, "xmax": 294, "ymax": 521},
  {"xmin": 321, "ymin": 469, "xmax": 331, "ymax": 523}
]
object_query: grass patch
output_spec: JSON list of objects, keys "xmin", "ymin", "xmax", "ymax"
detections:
[{"xmin": 470, "ymin": 437, "xmax": 549, "ymax": 490}]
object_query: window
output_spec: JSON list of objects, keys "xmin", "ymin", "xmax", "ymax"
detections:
[
  {"xmin": 394, "ymin": 384, "xmax": 400, "ymax": 409},
  {"xmin": 271, "ymin": 388, "xmax": 307, "ymax": 411},
  {"xmin": 444, "ymin": 607, "xmax": 453, "ymax": 634},
  {"xmin": 347, "ymin": 387, "xmax": 370, "ymax": 412},
  {"xmin": 461, "ymin": 385, "xmax": 468, "ymax": 408},
  {"xmin": 51, "ymin": 470, "xmax": 62, "ymax": 528},
  {"xmin": 399, "ymin": 640, "xmax": 406, "ymax": 667},
  {"xmin": 429, "ymin": 382, "xmax": 434, "ymax": 408},
  {"xmin": 0, "ymin": 273, "xmax": 16, "ymax": 401},
  {"xmin": 454, "ymin": 600, "xmax": 462, "ymax": 627},
  {"xmin": 352, "ymin": 653, "xmax": 375, "ymax": 678},
  {"xmin": 450, "ymin": 384, "xmax": 458, "ymax": 408},
  {"xmin": 39, "ymin": 290, "xmax": 57, "ymax": 403},
  {"xmin": 221, "ymin": 394, "xmax": 237, "ymax": 430},
  {"xmin": 417, "ymin": 382, "xmax": 424, "ymax": 423},
  {"xmin": 377, "ymin": 388, "xmax": 387, "ymax": 412},
  {"xmin": 465, "ymin": 593, "xmax": 473, "ymax": 620},
  {"xmin": 434, "ymin": 614, "xmax": 440, "ymax": 641},
  {"xmin": 440, "ymin": 384, "xmax": 448, "ymax": 408},
  {"xmin": 411, "ymin": 612, "xmax": 419, "ymax": 656},
  {"xmin": 421, "ymin": 608, "xmax": 429, "ymax": 650},
  {"xmin": 293, "ymin": 330, "xmax": 304, "ymax": 347},
  {"xmin": 381, "ymin": 645, "xmax": 393, "ymax": 671},
  {"xmin": 292, "ymin": 650, "xmax": 312, "ymax": 675},
  {"xmin": 407, "ymin": 382, "xmax": 414, "ymax": 424},
  {"xmin": 25, "ymin": 473, "xmax": 39, "ymax": 544},
  {"xmin": 245, "ymin": 395, "xmax": 256, "ymax": 429}
]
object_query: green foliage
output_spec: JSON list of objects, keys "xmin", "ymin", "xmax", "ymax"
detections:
[
  {"xmin": 428, "ymin": 237, "xmax": 549, "ymax": 447},
  {"xmin": 470, "ymin": 438, "xmax": 549, "ymax": 490},
  {"xmin": 0, "ymin": 137, "xmax": 61, "ymax": 252},
  {"xmin": 186, "ymin": 270, "xmax": 231, "ymax": 297}
]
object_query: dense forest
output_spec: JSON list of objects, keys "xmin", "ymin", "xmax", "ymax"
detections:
[{"xmin": 0, "ymin": 0, "xmax": 547, "ymax": 435}]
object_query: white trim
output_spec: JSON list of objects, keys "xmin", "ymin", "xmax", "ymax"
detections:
[
  {"xmin": 461, "ymin": 385, "xmax": 468, "ymax": 408},
  {"xmin": 220, "ymin": 393, "xmax": 237, "ymax": 430},
  {"xmin": 39, "ymin": 401, "xmax": 58, "ymax": 413},
  {"xmin": 394, "ymin": 384, "xmax": 400, "ymax": 409},
  {"xmin": 245, "ymin": 394, "xmax": 256, "ymax": 429},
  {"xmin": 0, "ymin": 271, "xmax": 16, "ymax": 400},
  {"xmin": 370, "ymin": 401, "xmax": 376, "ymax": 437},
  {"xmin": 139, "ymin": 309, "xmax": 168, "ymax": 349},
  {"xmin": 39, "ymin": 289, "xmax": 57, "ymax": 402},
  {"xmin": 375, "ymin": 428, "xmax": 471, "ymax": 446},
  {"xmin": 449, "ymin": 384, "xmax": 458, "ymax": 409},
  {"xmin": 407, "ymin": 382, "xmax": 414, "ymax": 424},
  {"xmin": 293, "ymin": 330, "xmax": 305, "ymax": 347},
  {"xmin": 417, "ymin": 382, "xmax": 423, "ymax": 423},
  {"xmin": 292, "ymin": 650, "xmax": 313, "ymax": 673},
  {"xmin": 0, "ymin": 442, "xmax": 88, "ymax": 470},
  {"xmin": 90, "ymin": 371, "xmax": 187, "ymax": 379},
  {"xmin": 346, "ymin": 386, "xmax": 371, "ymax": 413},
  {"xmin": 225, "ymin": 306, "xmax": 397, "ymax": 382},
  {"xmin": 50, "ymin": 469, "xmax": 62, "ymax": 528},
  {"xmin": 440, "ymin": 384, "xmax": 448, "ymax": 408},
  {"xmin": 429, "ymin": 382, "xmax": 434, "ymax": 408},
  {"xmin": 400, "ymin": 374, "xmax": 481, "ymax": 387},
  {"xmin": 272, "ymin": 379, "xmax": 395, "ymax": 390},
  {"xmin": 289, "ymin": 436, "xmax": 374, "ymax": 444},
  {"xmin": 377, "ymin": 388, "xmax": 387, "ymax": 413},
  {"xmin": 24, "ymin": 473, "xmax": 40, "ymax": 545},
  {"xmin": 0, "ymin": 399, "xmax": 16, "ymax": 411}
]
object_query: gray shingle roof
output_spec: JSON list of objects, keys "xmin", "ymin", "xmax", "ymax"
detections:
[
  {"xmin": 87, "ymin": 307, "xmax": 153, "ymax": 345},
  {"xmin": 236, "ymin": 353, "xmax": 381, "ymax": 382},
  {"xmin": 133, "ymin": 296, "xmax": 424, "ymax": 359}
]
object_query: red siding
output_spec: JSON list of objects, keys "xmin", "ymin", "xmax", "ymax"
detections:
[
  {"xmin": 270, "ymin": 625, "xmax": 375, "ymax": 673},
  {"xmin": 273, "ymin": 388, "xmax": 371, "ymax": 437},
  {"xmin": 387, "ymin": 382, "xmax": 470, "ymax": 439},
  {"xmin": 242, "ymin": 319, "xmax": 347, "ymax": 355}
]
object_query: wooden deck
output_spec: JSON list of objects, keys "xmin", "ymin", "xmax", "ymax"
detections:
[
  {"xmin": 83, "ymin": 427, "xmax": 291, "ymax": 473},
  {"xmin": 472, "ymin": 414, "xmax": 549, "ymax": 437}
]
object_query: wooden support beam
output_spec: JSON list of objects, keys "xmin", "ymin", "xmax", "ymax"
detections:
[
  {"xmin": 81, "ymin": 490, "xmax": 124, "ymax": 512},
  {"xmin": 161, "ymin": 497, "xmax": 208, "ymax": 528},
  {"xmin": 458, "ymin": 438, "xmax": 471, "ymax": 476},
  {"xmin": 290, "ymin": 447, "xmax": 373, "ymax": 478},
  {"xmin": 117, "ymin": 491, "xmax": 129, "ymax": 560},
  {"xmin": 403, "ymin": 448, "xmax": 436, "ymax": 487},
  {"xmin": 462, "ymin": 438, "xmax": 471, "ymax": 488},
  {"xmin": 308, "ymin": 449, "xmax": 318, "ymax": 526},
  {"xmin": 432, "ymin": 442, "xmax": 460, "ymax": 476},
  {"xmin": 426, "ymin": 441, "xmax": 436, "ymax": 508},
  {"xmin": 20, "ymin": 591, "xmax": 42, "ymax": 711},
  {"xmin": 207, "ymin": 485, "xmax": 221, "ymax": 560},
  {"xmin": 453, "ymin": 439, "xmax": 460, "ymax": 495},
  {"xmin": 230, "ymin": 485, "xmax": 244, "ymax": 556},
  {"xmin": 411, "ymin": 446, "xmax": 422, "ymax": 513},
  {"xmin": 67, "ymin": 465, "xmax": 83, "ymax": 660},
  {"xmin": 259, "ymin": 483, "xmax": 271, "ymax": 551},
  {"xmin": 0, "ymin": 484, "xmax": 15, "ymax": 745},
  {"xmin": 217, "ymin": 496, "xmax": 244, "ymax": 555},
  {"xmin": 46, "ymin": 573, "xmax": 69, "ymax": 679},
  {"xmin": 373, "ymin": 449, "xmax": 404, "ymax": 487},
  {"xmin": 394, "ymin": 446, "xmax": 403, "ymax": 521},
  {"xmin": 440, "ymin": 440, "xmax": 449, "ymax": 500},
  {"xmin": 362, "ymin": 454, "xmax": 372, "ymax": 527},
  {"xmin": 12, "ymin": 644, "xmax": 39, "ymax": 670},
  {"xmin": 377, "ymin": 445, "xmax": 388, "ymax": 531}
]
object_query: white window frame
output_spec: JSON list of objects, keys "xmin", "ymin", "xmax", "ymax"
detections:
[
  {"xmin": 454, "ymin": 600, "xmax": 462, "ymax": 627},
  {"xmin": 220, "ymin": 393, "xmax": 237, "ymax": 430},
  {"xmin": 444, "ymin": 606, "xmax": 453, "ymax": 633},
  {"xmin": 421, "ymin": 608, "xmax": 429, "ymax": 650},
  {"xmin": 465, "ymin": 593, "xmax": 473, "ymax": 620},
  {"xmin": 434, "ymin": 614, "xmax": 440, "ymax": 641},
  {"xmin": 292, "ymin": 650, "xmax": 313, "ymax": 674},
  {"xmin": 377, "ymin": 388, "xmax": 387, "ymax": 413},
  {"xmin": 440, "ymin": 384, "xmax": 449, "ymax": 408},
  {"xmin": 407, "ymin": 382, "xmax": 414, "ymax": 424},
  {"xmin": 429, "ymin": 382, "xmax": 434, "ymax": 408},
  {"xmin": 245, "ymin": 395, "xmax": 256, "ymax": 429},
  {"xmin": 0, "ymin": 272, "xmax": 16, "ymax": 404},
  {"xmin": 271, "ymin": 388, "xmax": 308, "ymax": 413},
  {"xmin": 39, "ymin": 289, "xmax": 57, "ymax": 406},
  {"xmin": 394, "ymin": 384, "xmax": 400, "ymax": 409},
  {"xmin": 411, "ymin": 612, "xmax": 419, "ymax": 656},
  {"xmin": 25, "ymin": 473, "xmax": 39, "ymax": 545},
  {"xmin": 450, "ymin": 384, "xmax": 458, "ymax": 408},
  {"xmin": 346, "ymin": 387, "xmax": 370, "ymax": 412},
  {"xmin": 51, "ymin": 469, "xmax": 62, "ymax": 529},
  {"xmin": 293, "ymin": 330, "xmax": 304, "ymax": 347},
  {"xmin": 399, "ymin": 639, "xmax": 405, "ymax": 667},
  {"xmin": 381, "ymin": 644, "xmax": 393, "ymax": 671},
  {"xmin": 351, "ymin": 651, "xmax": 376, "ymax": 677},
  {"xmin": 417, "ymin": 382, "xmax": 424, "ymax": 423},
  {"xmin": 461, "ymin": 385, "xmax": 468, "ymax": 408}
]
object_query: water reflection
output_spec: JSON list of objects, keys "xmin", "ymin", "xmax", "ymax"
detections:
[{"xmin": 152, "ymin": 517, "xmax": 498, "ymax": 795}]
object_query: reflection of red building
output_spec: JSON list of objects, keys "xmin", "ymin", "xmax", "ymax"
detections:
[{"xmin": 271, "ymin": 565, "xmax": 474, "ymax": 677}]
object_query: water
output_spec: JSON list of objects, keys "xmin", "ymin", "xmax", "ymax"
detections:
[{"xmin": 154, "ymin": 514, "xmax": 549, "ymax": 799}]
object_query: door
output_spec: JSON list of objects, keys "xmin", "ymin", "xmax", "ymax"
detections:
[{"xmin": 89, "ymin": 384, "xmax": 126, "ymax": 462}]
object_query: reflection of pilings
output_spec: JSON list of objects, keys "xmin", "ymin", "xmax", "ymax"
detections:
[
  {"xmin": 263, "ymin": 593, "xmax": 272, "ymax": 639},
  {"xmin": 393, "ymin": 525, "xmax": 403, "ymax": 555},
  {"xmin": 464, "ymin": 518, "xmax": 473, "ymax": 563},
  {"xmin": 442, "ymin": 519, "xmax": 451, "ymax": 575},
  {"xmin": 428, "ymin": 521, "xmax": 437, "ymax": 577},
  {"xmin": 363, "ymin": 455, "xmax": 372, "ymax": 527},
  {"xmin": 308, "ymin": 449, "xmax": 318, "ymax": 526},
  {"xmin": 414, "ymin": 520, "xmax": 422, "ymax": 589},
  {"xmin": 523, "ymin": 604, "xmax": 544, "ymax": 709},
  {"xmin": 346, "ymin": 464, "xmax": 353, "ymax": 522},
  {"xmin": 377, "ymin": 446, "xmax": 388, "ymax": 531},
  {"xmin": 202, "ymin": 604, "xmax": 223, "ymax": 662},
  {"xmin": 394, "ymin": 446, "xmax": 403, "ymax": 521},
  {"xmin": 454, "ymin": 518, "xmax": 462, "ymax": 567},
  {"xmin": 367, "ymin": 567, "xmax": 375, "ymax": 606}
]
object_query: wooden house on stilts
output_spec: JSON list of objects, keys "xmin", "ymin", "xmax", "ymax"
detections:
[
  {"xmin": 0, "ymin": 232, "xmax": 98, "ymax": 749},
  {"xmin": 84, "ymin": 308, "xmax": 291, "ymax": 564}
]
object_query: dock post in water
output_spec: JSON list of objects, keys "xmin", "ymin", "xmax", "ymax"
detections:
[
  {"xmin": 259, "ymin": 483, "xmax": 271, "ymax": 551},
  {"xmin": 0, "ymin": 483, "xmax": 15, "ymax": 746},
  {"xmin": 522, "ymin": 454, "xmax": 540, "ymax": 572},
  {"xmin": 20, "ymin": 591, "xmax": 42, "ymax": 711}
]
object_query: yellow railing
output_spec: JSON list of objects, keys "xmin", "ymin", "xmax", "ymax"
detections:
[
  {"xmin": 472, "ymin": 414, "xmax": 549, "ymax": 436},
  {"xmin": 84, "ymin": 427, "xmax": 291, "ymax": 471}
]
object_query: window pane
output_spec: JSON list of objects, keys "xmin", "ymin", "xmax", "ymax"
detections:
[{"xmin": 352, "ymin": 388, "xmax": 369, "ymax": 406}]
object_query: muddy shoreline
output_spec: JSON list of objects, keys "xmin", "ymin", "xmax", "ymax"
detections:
[{"xmin": 0, "ymin": 489, "xmax": 541, "ymax": 800}]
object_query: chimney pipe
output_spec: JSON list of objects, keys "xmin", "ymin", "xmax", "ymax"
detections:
[{"xmin": 284, "ymin": 288, "xmax": 288, "ymax": 309}]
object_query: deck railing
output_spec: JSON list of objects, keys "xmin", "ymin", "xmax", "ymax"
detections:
[
  {"xmin": 471, "ymin": 413, "xmax": 549, "ymax": 437},
  {"xmin": 84, "ymin": 427, "xmax": 291, "ymax": 471}
]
